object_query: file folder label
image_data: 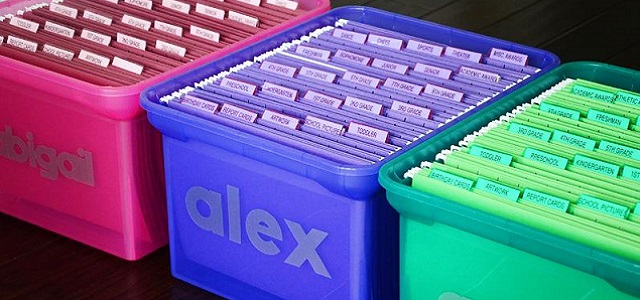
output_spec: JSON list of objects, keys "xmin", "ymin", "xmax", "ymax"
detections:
[
  {"xmin": 332, "ymin": 28, "xmax": 367, "ymax": 44},
  {"xmin": 124, "ymin": 0, "xmax": 153, "ymax": 10},
  {"xmin": 366, "ymin": 33, "xmax": 403, "ymax": 50},
  {"xmin": 573, "ymin": 154, "xmax": 620, "ymax": 178},
  {"xmin": 551, "ymin": 130, "xmax": 596, "ymax": 150},
  {"xmin": 523, "ymin": 148, "xmax": 568, "ymax": 169},
  {"xmin": 347, "ymin": 122, "xmax": 389, "ymax": 143},
  {"xmin": 635, "ymin": 203, "xmax": 640, "ymax": 216},
  {"xmin": 334, "ymin": 49, "xmax": 371, "ymax": 66},
  {"xmin": 469, "ymin": 145, "xmax": 513, "ymax": 166},
  {"xmin": 295, "ymin": 45, "xmax": 331, "ymax": 61},
  {"xmin": 428, "ymin": 169, "xmax": 473, "ymax": 190},
  {"xmin": 406, "ymin": 40, "xmax": 443, "ymax": 56},
  {"xmin": 622, "ymin": 166, "xmax": 640, "ymax": 182},
  {"xmin": 191, "ymin": 26, "xmax": 220, "ymax": 43},
  {"xmin": 49, "ymin": 3, "xmax": 79, "ymax": 19},
  {"xmin": 81, "ymin": 29, "xmax": 111, "ymax": 46},
  {"xmin": 303, "ymin": 91, "xmax": 342, "ymax": 108},
  {"xmin": 228, "ymin": 11, "xmax": 259, "ymax": 27},
  {"xmin": 444, "ymin": 46, "xmax": 482, "ymax": 63},
  {"xmin": 262, "ymin": 82, "xmax": 298, "ymax": 101},
  {"xmin": 587, "ymin": 109, "xmax": 630, "ymax": 129},
  {"xmin": 83, "ymin": 11, "xmax": 113, "ymax": 26},
  {"xmin": 615, "ymin": 91, "xmax": 640, "ymax": 106},
  {"xmin": 42, "ymin": 44, "xmax": 74, "ymax": 61},
  {"xmin": 489, "ymin": 48, "xmax": 528, "ymax": 66},
  {"xmin": 391, "ymin": 101, "xmax": 431, "ymax": 120},
  {"xmin": 6, "ymin": 36, "xmax": 37, "ymax": 52},
  {"xmin": 343, "ymin": 71, "xmax": 381, "ymax": 88},
  {"xmin": 9, "ymin": 17, "xmax": 39, "ymax": 33},
  {"xmin": 571, "ymin": 85, "xmax": 616, "ymax": 102},
  {"xmin": 539, "ymin": 102, "xmax": 580, "ymax": 120},
  {"xmin": 44, "ymin": 21, "xmax": 75, "ymax": 38},
  {"xmin": 154, "ymin": 21, "xmax": 183, "ymax": 36},
  {"xmin": 414, "ymin": 63, "xmax": 452, "ymax": 79},
  {"xmin": 122, "ymin": 15, "xmax": 152, "ymax": 31},
  {"xmin": 371, "ymin": 58, "xmax": 408, "ymax": 74},
  {"xmin": 112, "ymin": 57, "xmax": 144, "ymax": 75},
  {"xmin": 577, "ymin": 194, "xmax": 629, "ymax": 219},
  {"xmin": 261, "ymin": 110, "xmax": 300, "ymax": 130},
  {"xmin": 260, "ymin": 61, "xmax": 297, "ymax": 78},
  {"xmin": 219, "ymin": 104, "xmax": 258, "ymax": 123},
  {"xmin": 220, "ymin": 78, "xmax": 257, "ymax": 95},
  {"xmin": 117, "ymin": 33, "xmax": 147, "ymax": 50},
  {"xmin": 0, "ymin": 36, "xmax": 4, "ymax": 45},
  {"xmin": 424, "ymin": 84, "xmax": 464, "ymax": 102},
  {"xmin": 237, "ymin": 0, "xmax": 261, "ymax": 6},
  {"xmin": 521, "ymin": 189, "xmax": 569, "ymax": 212},
  {"xmin": 304, "ymin": 116, "xmax": 344, "ymax": 135},
  {"xmin": 458, "ymin": 66, "xmax": 501, "ymax": 83},
  {"xmin": 298, "ymin": 67, "xmax": 336, "ymax": 83},
  {"xmin": 267, "ymin": 0, "xmax": 299, "ymax": 10},
  {"xmin": 475, "ymin": 178, "xmax": 519, "ymax": 202},
  {"xmin": 508, "ymin": 123, "xmax": 551, "ymax": 141},
  {"xmin": 344, "ymin": 97, "xmax": 383, "ymax": 115},
  {"xmin": 195, "ymin": 3, "xmax": 225, "ymax": 20},
  {"xmin": 599, "ymin": 141, "xmax": 640, "ymax": 160},
  {"xmin": 162, "ymin": 0, "xmax": 191, "ymax": 14},
  {"xmin": 384, "ymin": 78, "xmax": 422, "ymax": 95},
  {"xmin": 181, "ymin": 95, "xmax": 219, "ymax": 113},
  {"xmin": 156, "ymin": 40, "xmax": 186, "ymax": 57},
  {"xmin": 78, "ymin": 50, "xmax": 110, "ymax": 67}
]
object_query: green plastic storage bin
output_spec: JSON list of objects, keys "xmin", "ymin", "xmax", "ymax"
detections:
[{"xmin": 379, "ymin": 62, "xmax": 640, "ymax": 300}]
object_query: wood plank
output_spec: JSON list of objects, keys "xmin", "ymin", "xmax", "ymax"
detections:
[
  {"xmin": 606, "ymin": 41, "xmax": 640, "ymax": 70},
  {"xmin": 0, "ymin": 214, "xmax": 62, "ymax": 267},
  {"xmin": 365, "ymin": 0, "xmax": 457, "ymax": 18}
]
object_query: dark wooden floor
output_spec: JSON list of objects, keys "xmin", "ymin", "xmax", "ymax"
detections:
[{"xmin": 3, "ymin": 1, "xmax": 640, "ymax": 299}]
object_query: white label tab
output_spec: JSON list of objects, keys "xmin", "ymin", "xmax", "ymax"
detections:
[
  {"xmin": 424, "ymin": 84, "xmax": 464, "ymax": 102},
  {"xmin": 122, "ymin": 15, "xmax": 152, "ymax": 31},
  {"xmin": 44, "ymin": 21, "xmax": 75, "ymax": 38},
  {"xmin": 371, "ymin": 58, "xmax": 409, "ymax": 74},
  {"xmin": 444, "ymin": 46, "xmax": 482, "ymax": 63},
  {"xmin": 458, "ymin": 66, "xmax": 501, "ymax": 83},
  {"xmin": 260, "ymin": 61, "xmax": 297, "ymax": 78},
  {"xmin": 391, "ymin": 100, "xmax": 431, "ymax": 119},
  {"xmin": 154, "ymin": 21, "xmax": 183, "ymax": 36},
  {"xmin": 10, "ymin": 17, "xmax": 39, "ymax": 33},
  {"xmin": 262, "ymin": 110, "xmax": 300, "ymax": 130},
  {"xmin": 406, "ymin": 40, "xmax": 443, "ymax": 56},
  {"xmin": 295, "ymin": 45, "xmax": 331, "ymax": 61},
  {"xmin": 181, "ymin": 95, "xmax": 219, "ymax": 113},
  {"xmin": 7, "ymin": 36, "xmax": 37, "ymax": 52},
  {"xmin": 49, "ymin": 3, "xmax": 78, "ymax": 19},
  {"xmin": 236, "ymin": 0, "xmax": 261, "ymax": 6},
  {"xmin": 83, "ymin": 10, "xmax": 113, "ymax": 26},
  {"xmin": 220, "ymin": 78, "xmax": 257, "ymax": 95},
  {"xmin": 104, "ymin": 0, "xmax": 118, "ymax": 3},
  {"xmin": 304, "ymin": 116, "xmax": 344, "ymax": 135},
  {"xmin": 333, "ymin": 49, "xmax": 371, "ymax": 65},
  {"xmin": 414, "ymin": 63, "xmax": 452, "ymax": 79},
  {"xmin": 266, "ymin": 0, "xmax": 298, "ymax": 10},
  {"xmin": 332, "ymin": 28, "xmax": 367, "ymax": 44},
  {"xmin": 124, "ymin": 0, "xmax": 153, "ymax": 9},
  {"xmin": 262, "ymin": 82, "xmax": 298, "ymax": 101},
  {"xmin": 384, "ymin": 78, "xmax": 423, "ymax": 95},
  {"xmin": 0, "ymin": 36, "xmax": 4, "ymax": 45},
  {"xmin": 81, "ymin": 29, "xmax": 112, "ymax": 46},
  {"xmin": 490, "ymin": 48, "xmax": 528, "ymax": 66},
  {"xmin": 219, "ymin": 103, "xmax": 258, "ymax": 123},
  {"xmin": 343, "ymin": 71, "xmax": 381, "ymax": 88},
  {"xmin": 298, "ymin": 67, "xmax": 336, "ymax": 83},
  {"xmin": 348, "ymin": 122, "xmax": 389, "ymax": 143},
  {"xmin": 344, "ymin": 96, "xmax": 383, "ymax": 115},
  {"xmin": 116, "ymin": 33, "xmax": 146, "ymax": 50},
  {"xmin": 42, "ymin": 44, "xmax": 74, "ymax": 60},
  {"xmin": 228, "ymin": 11, "xmax": 259, "ymax": 27},
  {"xmin": 156, "ymin": 40, "xmax": 187, "ymax": 57},
  {"xmin": 195, "ymin": 3, "xmax": 225, "ymax": 20},
  {"xmin": 366, "ymin": 33, "xmax": 403, "ymax": 50},
  {"xmin": 303, "ymin": 91, "xmax": 343, "ymax": 108},
  {"xmin": 78, "ymin": 49, "xmax": 110, "ymax": 67},
  {"xmin": 162, "ymin": 0, "xmax": 191, "ymax": 13},
  {"xmin": 112, "ymin": 56, "xmax": 144, "ymax": 74},
  {"xmin": 190, "ymin": 25, "xmax": 220, "ymax": 42}
]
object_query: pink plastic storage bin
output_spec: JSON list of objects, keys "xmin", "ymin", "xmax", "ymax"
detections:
[{"xmin": 0, "ymin": 0, "xmax": 330, "ymax": 260}]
